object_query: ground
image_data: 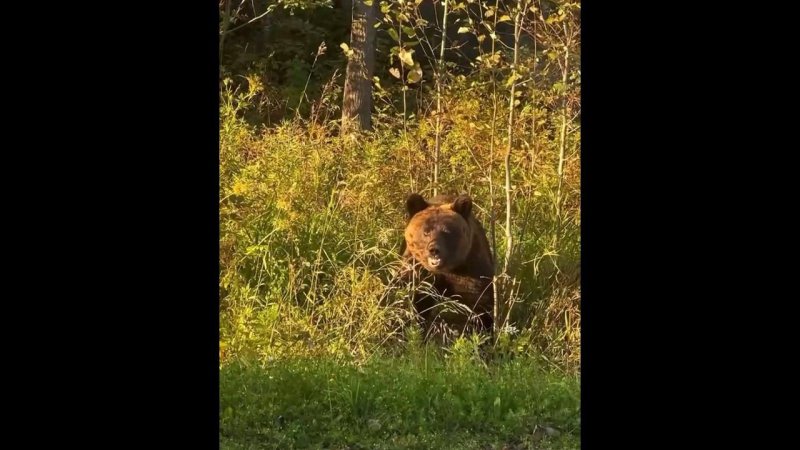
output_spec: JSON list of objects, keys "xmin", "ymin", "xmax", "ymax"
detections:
[{"xmin": 220, "ymin": 354, "xmax": 580, "ymax": 449}]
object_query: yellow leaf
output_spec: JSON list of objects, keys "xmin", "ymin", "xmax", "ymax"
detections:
[
  {"xmin": 407, "ymin": 63, "xmax": 422, "ymax": 83},
  {"xmin": 398, "ymin": 48, "xmax": 415, "ymax": 67},
  {"xmin": 505, "ymin": 72, "xmax": 518, "ymax": 88}
]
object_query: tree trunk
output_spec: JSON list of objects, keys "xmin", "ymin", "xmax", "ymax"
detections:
[
  {"xmin": 433, "ymin": 0, "xmax": 449, "ymax": 196},
  {"xmin": 503, "ymin": 11, "xmax": 521, "ymax": 275},
  {"xmin": 219, "ymin": 0, "xmax": 232, "ymax": 63},
  {"xmin": 555, "ymin": 45, "xmax": 569, "ymax": 235},
  {"xmin": 341, "ymin": 0, "xmax": 377, "ymax": 132}
]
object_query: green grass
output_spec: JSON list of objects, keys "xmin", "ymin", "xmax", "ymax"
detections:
[{"xmin": 220, "ymin": 353, "xmax": 580, "ymax": 449}]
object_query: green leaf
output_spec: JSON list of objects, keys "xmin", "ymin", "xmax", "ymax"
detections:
[
  {"xmin": 389, "ymin": 67, "xmax": 401, "ymax": 79},
  {"xmin": 364, "ymin": 0, "xmax": 373, "ymax": 5},
  {"xmin": 403, "ymin": 26, "xmax": 416, "ymax": 37},
  {"xmin": 498, "ymin": 15, "xmax": 512, "ymax": 22},
  {"xmin": 458, "ymin": 26, "xmax": 471, "ymax": 33},
  {"xmin": 387, "ymin": 28, "xmax": 400, "ymax": 42}
]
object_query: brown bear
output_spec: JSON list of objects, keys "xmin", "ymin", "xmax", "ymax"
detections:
[{"xmin": 399, "ymin": 193, "xmax": 495, "ymax": 342}]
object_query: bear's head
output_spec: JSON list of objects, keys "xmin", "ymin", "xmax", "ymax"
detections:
[{"xmin": 403, "ymin": 193, "xmax": 474, "ymax": 272}]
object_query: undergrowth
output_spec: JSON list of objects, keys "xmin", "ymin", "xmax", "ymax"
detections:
[{"xmin": 219, "ymin": 73, "xmax": 580, "ymax": 371}]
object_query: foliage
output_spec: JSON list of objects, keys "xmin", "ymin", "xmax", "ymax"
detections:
[{"xmin": 219, "ymin": 0, "xmax": 581, "ymax": 369}]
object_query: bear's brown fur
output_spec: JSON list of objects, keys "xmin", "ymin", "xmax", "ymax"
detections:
[{"xmin": 400, "ymin": 193, "xmax": 494, "ymax": 341}]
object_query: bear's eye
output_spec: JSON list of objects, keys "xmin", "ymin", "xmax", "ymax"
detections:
[{"xmin": 423, "ymin": 227, "xmax": 432, "ymax": 237}]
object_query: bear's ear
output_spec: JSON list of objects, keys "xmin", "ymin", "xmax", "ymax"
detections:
[
  {"xmin": 406, "ymin": 193, "xmax": 429, "ymax": 218},
  {"xmin": 452, "ymin": 194, "xmax": 472, "ymax": 219}
]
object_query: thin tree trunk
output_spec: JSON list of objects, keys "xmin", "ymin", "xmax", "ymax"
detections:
[
  {"xmin": 503, "ymin": 11, "xmax": 521, "ymax": 275},
  {"xmin": 555, "ymin": 45, "xmax": 569, "ymax": 239},
  {"xmin": 488, "ymin": 4, "xmax": 500, "ymax": 335},
  {"xmin": 433, "ymin": 0, "xmax": 449, "ymax": 196},
  {"xmin": 398, "ymin": 19, "xmax": 413, "ymax": 190},
  {"xmin": 342, "ymin": 0, "xmax": 378, "ymax": 132},
  {"xmin": 219, "ymin": 0, "xmax": 232, "ymax": 63},
  {"xmin": 529, "ymin": 11, "xmax": 537, "ymax": 168}
]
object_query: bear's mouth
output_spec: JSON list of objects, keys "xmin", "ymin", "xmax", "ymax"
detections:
[{"xmin": 427, "ymin": 256, "xmax": 442, "ymax": 268}]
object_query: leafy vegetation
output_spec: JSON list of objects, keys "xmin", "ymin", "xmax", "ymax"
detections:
[
  {"xmin": 220, "ymin": 354, "xmax": 580, "ymax": 449},
  {"xmin": 220, "ymin": 0, "xmax": 580, "ymax": 447}
]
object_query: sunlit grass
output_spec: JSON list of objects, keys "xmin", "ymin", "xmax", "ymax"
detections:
[{"xmin": 220, "ymin": 353, "xmax": 580, "ymax": 449}]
